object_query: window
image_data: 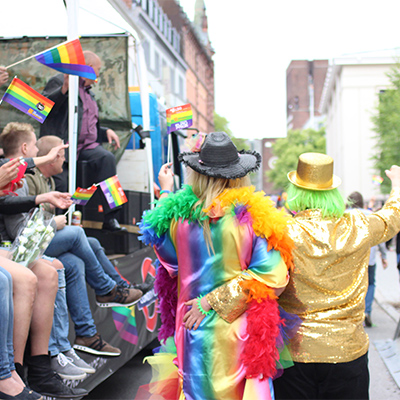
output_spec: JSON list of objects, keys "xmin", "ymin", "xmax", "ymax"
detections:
[
  {"xmin": 170, "ymin": 68, "xmax": 175, "ymax": 94},
  {"xmin": 155, "ymin": 52, "xmax": 160, "ymax": 77},
  {"xmin": 179, "ymin": 76, "xmax": 184, "ymax": 99}
]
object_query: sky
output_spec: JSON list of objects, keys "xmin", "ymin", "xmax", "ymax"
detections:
[
  {"xmin": 1, "ymin": 0, "xmax": 400, "ymax": 139},
  {"xmin": 179, "ymin": 0, "xmax": 400, "ymax": 139}
]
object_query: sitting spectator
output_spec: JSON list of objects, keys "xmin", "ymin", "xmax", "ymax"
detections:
[
  {"xmin": 0, "ymin": 123, "xmax": 142, "ymax": 358},
  {"xmin": 0, "ymin": 157, "xmax": 41, "ymax": 400},
  {"xmin": 0, "ymin": 158, "xmax": 86, "ymax": 398},
  {"xmin": 40, "ymin": 50, "xmax": 125, "ymax": 232}
]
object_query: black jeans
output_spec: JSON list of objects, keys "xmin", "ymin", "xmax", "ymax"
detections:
[{"xmin": 273, "ymin": 352, "xmax": 369, "ymax": 399}]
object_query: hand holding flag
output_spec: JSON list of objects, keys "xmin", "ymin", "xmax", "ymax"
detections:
[{"xmin": 5, "ymin": 39, "xmax": 96, "ymax": 81}]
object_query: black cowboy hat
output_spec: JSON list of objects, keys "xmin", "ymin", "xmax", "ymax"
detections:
[{"xmin": 178, "ymin": 132, "xmax": 261, "ymax": 179}]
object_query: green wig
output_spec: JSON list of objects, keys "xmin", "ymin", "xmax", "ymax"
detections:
[{"xmin": 286, "ymin": 183, "xmax": 345, "ymax": 218}]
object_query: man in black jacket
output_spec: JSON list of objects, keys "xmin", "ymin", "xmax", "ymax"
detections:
[{"xmin": 40, "ymin": 50, "xmax": 125, "ymax": 232}]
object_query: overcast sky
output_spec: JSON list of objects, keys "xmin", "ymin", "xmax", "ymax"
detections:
[
  {"xmin": 1, "ymin": 0, "xmax": 400, "ymax": 139},
  {"xmin": 179, "ymin": 0, "xmax": 400, "ymax": 139}
]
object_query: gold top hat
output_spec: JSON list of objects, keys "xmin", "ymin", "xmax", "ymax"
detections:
[{"xmin": 287, "ymin": 152, "xmax": 341, "ymax": 191}]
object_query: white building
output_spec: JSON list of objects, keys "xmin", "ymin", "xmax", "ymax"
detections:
[{"xmin": 319, "ymin": 51, "xmax": 398, "ymax": 200}]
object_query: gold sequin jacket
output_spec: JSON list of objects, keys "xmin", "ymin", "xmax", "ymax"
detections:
[{"xmin": 206, "ymin": 188, "xmax": 400, "ymax": 363}]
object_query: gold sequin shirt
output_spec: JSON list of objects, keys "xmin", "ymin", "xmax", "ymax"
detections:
[{"xmin": 278, "ymin": 188, "xmax": 400, "ymax": 363}]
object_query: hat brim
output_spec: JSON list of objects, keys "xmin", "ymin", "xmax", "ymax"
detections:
[
  {"xmin": 179, "ymin": 150, "xmax": 261, "ymax": 179},
  {"xmin": 287, "ymin": 170, "xmax": 342, "ymax": 191}
]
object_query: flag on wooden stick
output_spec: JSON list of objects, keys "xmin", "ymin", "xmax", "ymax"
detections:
[
  {"xmin": 166, "ymin": 103, "xmax": 193, "ymax": 134},
  {"xmin": 71, "ymin": 185, "xmax": 98, "ymax": 206},
  {"xmin": 99, "ymin": 175, "xmax": 128, "ymax": 209},
  {"xmin": 0, "ymin": 77, "xmax": 54, "ymax": 123},
  {"xmin": 35, "ymin": 39, "xmax": 96, "ymax": 80}
]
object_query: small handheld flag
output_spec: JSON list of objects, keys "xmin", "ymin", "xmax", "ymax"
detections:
[
  {"xmin": 166, "ymin": 103, "xmax": 193, "ymax": 134},
  {"xmin": 0, "ymin": 77, "xmax": 54, "ymax": 123},
  {"xmin": 372, "ymin": 175, "xmax": 384, "ymax": 185},
  {"xmin": 71, "ymin": 185, "xmax": 97, "ymax": 206},
  {"xmin": 35, "ymin": 39, "xmax": 97, "ymax": 80},
  {"xmin": 99, "ymin": 176, "xmax": 128, "ymax": 209}
]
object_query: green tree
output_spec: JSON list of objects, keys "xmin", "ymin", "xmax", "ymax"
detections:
[
  {"xmin": 266, "ymin": 128, "xmax": 326, "ymax": 191},
  {"xmin": 372, "ymin": 63, "xmax": 400, "ymax": 194},
  {"xmin": 213, "ymin": 111, "xmax": 249, "ymax": 150}
]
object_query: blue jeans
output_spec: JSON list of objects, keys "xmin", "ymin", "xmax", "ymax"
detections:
[
  {"xmin": 45, "ymin": 226, "xmax": 115, "ymax": 296},
  {"xmin": 0, "ymin": 266, "xmax": 13, "ymax": 380},
  {"xmin": 365, "ymin": 264, "xmax": 376, "ymax": 315},
  {"xmin": 58, "ymin": 252, "xmax": 97, "ymax": 338},
  {"xmin": 48, "ymin": 268, "xmax": 71, "ymax": 356},
  {"xmin": 87, "ymin": 237, "xmax": 129, "ymax": 287}
]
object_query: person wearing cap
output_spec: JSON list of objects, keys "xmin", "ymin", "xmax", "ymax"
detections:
[
  {"xmin": 271, "ymin": 153, "xmax": 400, "ymax": 399},
  {"xmin": 138, "ymin": 132, "xmax": 297, "ymax": 400}
]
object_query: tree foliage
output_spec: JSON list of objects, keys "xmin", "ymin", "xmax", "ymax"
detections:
[
  {"xmin": 371, "ymin": 64, "xmax": 400, "ymax": 194},
  {"xmin": 266, "ymin": 128, "xmax": 326, "ymax": 191},
  {"xmin": 213, "ymin": 111, "xmax": 249, "ymax": 150}
]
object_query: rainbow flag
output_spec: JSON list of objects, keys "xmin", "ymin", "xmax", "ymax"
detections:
[
  {"xmin": 0, "ymin": 77, "xmax": 54, "ymax": 123},
  {"xmin": 372, "ymin": 175, "xmax": 384, "ymax": 185},
  {"xmin": 35, "ymin": 39, "xmax": 97, "ymax": 80},
  {"xmin": 112, "ymin": 306, "xmax": 138, "ymax": 345},
  {"xmin": 166, "ymin": 103, "xmax": 193, "ymax": 134},
  {"xmin": 99, "ymin": 175, "xmax": 128, "ymax": 209},
  {"xmin": 71, "ymin": 185, "xmax": 97, "ymax": 206}
]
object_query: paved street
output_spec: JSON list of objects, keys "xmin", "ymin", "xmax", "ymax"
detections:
[
  {"xmin": 86, "ymin": 248, "xmax": 400, "ymax": 400},
  {"xmin": 369, "ymin": 248, "xmax": 400, "ymax": 399}
]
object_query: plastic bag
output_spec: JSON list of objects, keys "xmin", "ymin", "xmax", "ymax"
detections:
[{"xmin": 9, "ymin": 207, "xmax": 56, "ymax": 267}]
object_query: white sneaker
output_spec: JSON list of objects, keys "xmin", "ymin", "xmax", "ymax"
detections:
[
  {"xmin": 63, "ymin": 349, "xmax": 96, "ymax": 374},
  {"xmin": 51, "ymin": 352, "xmax": 87, "ymax": 380}
]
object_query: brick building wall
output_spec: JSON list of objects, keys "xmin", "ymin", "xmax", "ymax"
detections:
[{"xmin": 286, "ymin": 60, "xmax": 328, "ymax": 131}]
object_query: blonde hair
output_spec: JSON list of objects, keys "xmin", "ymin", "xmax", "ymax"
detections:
[
  {"xmin": 187, "ymin": 168, "xmax": 251, "ymax": 253},
  {"xmin": 0, "ymin": 122, "xmax": 34, "ymax": 156},
  {"xmin": 36, "ymin": 135, "xmax": 63, "ymax": 157}
]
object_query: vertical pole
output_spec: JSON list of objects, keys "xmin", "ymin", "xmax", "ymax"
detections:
[{"xmin": 66, "ymin": 0, "xmax": 80, "ymax": 223}]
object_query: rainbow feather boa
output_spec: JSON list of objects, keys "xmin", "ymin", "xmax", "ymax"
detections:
[{"xmin": 140, "ymin": 185, "xmax": 296, "ymax": 379}]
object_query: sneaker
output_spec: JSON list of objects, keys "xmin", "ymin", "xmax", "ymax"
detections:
[
  {"xmin": 27, "ymin": 354, "xmax": 87, "ymax": 399},
  {"xmin": 365, "ymin": 314, "xmax": 372, "ymax": 327},
  {"xmin": 63, "ymin": 349, "xmax": 96, "ymax": 374},
  {"xmin": 50, "ymin": 353, "xmax": 87, "ymax": 381},
  {"xmin": 73, "ymin": 333, "xmax": 121, "ymax": 357},
  {"xmin": 31, "ymin": 373, "xmax": 88, "ymax": 399},
  {"xmin": 95, "ymin": 285, "xmax": 142, "ymax": 308}
]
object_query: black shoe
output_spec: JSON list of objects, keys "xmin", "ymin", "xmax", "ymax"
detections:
[
  {"xmin": 102, "ymin": 218, "xmax": 127, "ymax": 232},
  {"xmin": 130, "ymin": 281, "xmax": 154, "ymax": 295},
  {"xmin": 27, "ymin": 355, "xmax": 88, "ymax": 399},
  {"xmin": 0, "ymin": 387, "xmax": 43, "ymax": 400},
  {"xmin": 365, "ymin": 314, "xmax": 372, "ymax": 327}
]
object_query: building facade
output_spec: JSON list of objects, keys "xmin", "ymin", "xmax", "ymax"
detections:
[
  {"xmin": 286, "ymin": 60, "xmax": 328, "ymax": 131},
  {"xmin": 159, "ymin": 0, "xmax": 215, "ymax": 133},
  {"xmin": 319, "ymin": 54, "xmax": 395, "ymax": 200},
  {"xmin": 112, "ymin": 0, "xmax": 188, "ymax": 109}
]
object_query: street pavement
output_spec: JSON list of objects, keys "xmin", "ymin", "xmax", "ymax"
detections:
[
  {"xmin": 86, "ymin": 249, "xmax": 400, "ymax": 400},
  {"xmin": 369, "ymin": 248, "xmax": 400, "ymax": 399}
]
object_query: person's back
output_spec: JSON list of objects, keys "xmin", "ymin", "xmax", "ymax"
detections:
[
  {"xmin": 139, "ymin": 132, "xmax": 296, "ymax": 400},
  {"xmin": 274, "ymin": 152, "xmax": 400, "ymax": 400},
  {"xmin": 280, "ymin": 208, "xmax": 372, "ymax": 361}
]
